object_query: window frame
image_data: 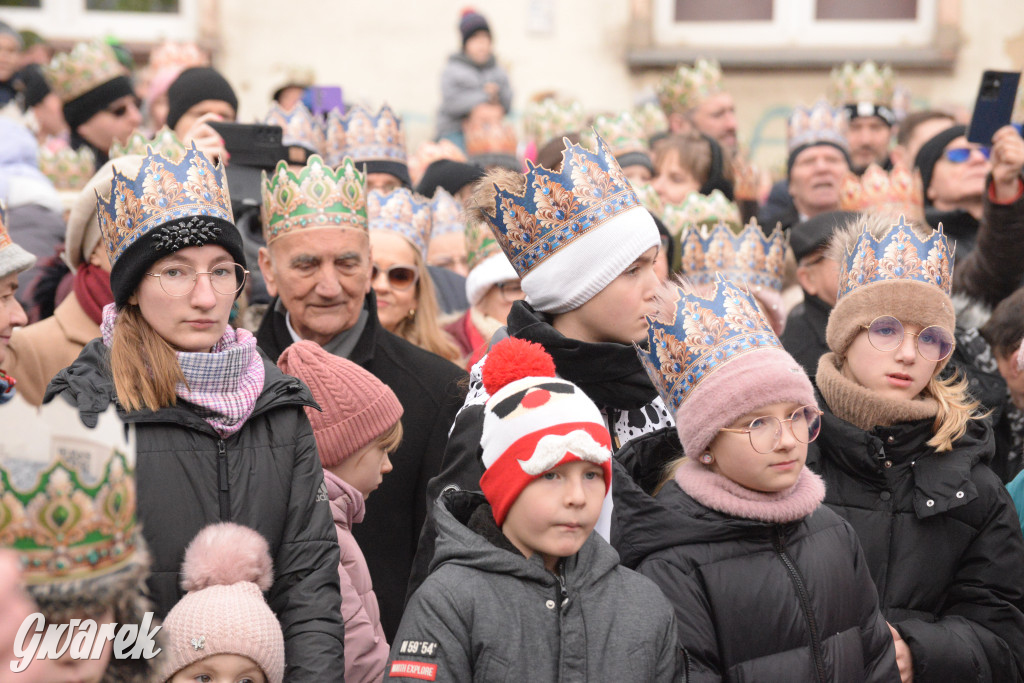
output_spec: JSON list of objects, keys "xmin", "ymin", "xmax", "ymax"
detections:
[{"xmin": 1, "ymin": 0, "xmax": 198, "ymax": 42}]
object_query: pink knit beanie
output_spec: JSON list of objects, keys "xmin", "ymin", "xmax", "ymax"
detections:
[
  {"xmin": 157, "ymin": 523, "xmax": 285, "ymax": 683},
  {"xmin": 277, "ymin": 340, "xmax": 404, "ymax": 467}
]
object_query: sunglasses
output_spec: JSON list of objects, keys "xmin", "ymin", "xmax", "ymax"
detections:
[
  {"xmin": 105, "ymin": 98, "xmax": 140, "ymax": 118},
  {"xmin": 943, "ymin": 146, "xmax": 990, "ymax": 163},
  {"xmin": 371, "ymin": 263, "xmax": 418, "ymax": 291},
  {"xmin": 860, "ymin": 316, "xmax": 955, "ymax": 362}
]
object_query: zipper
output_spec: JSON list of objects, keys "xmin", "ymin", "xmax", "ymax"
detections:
[
  {"xmin": 217, "ymin": 440, "xmax": 231, "ymax": 521},
  {"xmin": 557, "ymin": 569, "xmax": 568, "ymax": 607},
  {"xmin": 773, "ymin": 527, "xmax": 826, "ymax": 683}
]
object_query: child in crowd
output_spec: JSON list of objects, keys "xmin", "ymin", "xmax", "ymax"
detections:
[
  {"xmin": 613, "ymin": 277, "xmax": 899, "ymax": 682},
  {"xmin": 158, "ymin": 523, "xmax": 285, "ymax": 683},
  {"xmin": 810, "ymin": 213, "xmax": 1024, "ymax": 682},
  {"xmin": 389, "ymin": 338, "xmax": 679, "ymax": 681},
  {"xmin": 277, "ymin": 339, "xmax": 402, "ymax": 683}
]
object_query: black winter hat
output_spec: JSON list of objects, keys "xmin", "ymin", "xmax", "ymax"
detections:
[
  {"xmin": 416, "ymin": 159, "xmax": 485, "ymax": 197},
  {"xmin": 460, "ymin": 9, "xmax": 490, "ymax": 46},
  {"xmin": 166, "ymin": 67, "xmax": 238, "ymax": 132},
  {"xmin": 63, "ymin": 75, "xmax": 135, "ymax": 132},
  {"xmin": 790, "ymin": 210, "xmax": 857, "ymax": 262},
  {"xmin": 914, "ymin": 124, "xmax": 966, "ymax": 208},
  {"xmin": 786, "ymin": 141, "xmax": 852, "ymax": 179},
  {"xmin": 15, "ymin": 64, "xmax": 50, "ymax": 109}
]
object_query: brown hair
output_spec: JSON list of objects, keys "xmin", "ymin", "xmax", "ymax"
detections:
[
  {"xmin": 652, "ymin": 133, "xmax": 713, "ymax": 186},
  {"xmin": 373, "ymin": 419, "xmax": 404, "ymax": 454},
  {"xmin": 109, "ymin": 304, "xmax": 185, "ymax": 412},
  {"xmin": 980, "ymin": 286, "xmax": 1024, "ymax": 358},
  {"xmin": 391, "ymin": 248, "xmax": 462, "ymax": 363}
]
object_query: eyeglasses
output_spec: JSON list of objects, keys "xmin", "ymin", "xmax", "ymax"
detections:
[
  {"xmin": 943, "ymin": 146, "xmax": 990, "ymax": 163},
  {"xmin": 860, "ymin": 315, "xmax": 955, "ymax": 362},
  {"xmin": 371, "ymin": 263, "xmax": 418, "ymax": 291},
  {"xmin": 145, "ymin": 262, "xmax": 248, "ymax": 297},
  {"xmin": 495, "ymin": 280, "xmax": 525, "ymax": 302},
  {"xmin": 719, "ymin": 405, "xmax": 824, "ymax": 454}
]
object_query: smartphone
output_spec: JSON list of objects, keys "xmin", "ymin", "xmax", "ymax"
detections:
[
  {"xmin": 207, "ymin": 122, "xmax": 290, "ymax": 211},
  {"xmin": 966, "ymin": 70, "xmax": 1021, "ymax": 145},
  {"xmin": 303, "ymin": 86, "xmax": 344, "ymax": 118}
]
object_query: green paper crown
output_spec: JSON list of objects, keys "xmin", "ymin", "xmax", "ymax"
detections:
[{"xmin": 261, "ymin": 155, "xmax": 368, "ymax": 245}]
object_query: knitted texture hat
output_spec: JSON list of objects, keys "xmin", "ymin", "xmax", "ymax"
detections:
[
  {"xmin": 277, "ymin": 340, "xmax": 404, "ymax": 467},
  {"xmin": 46, "ymin": 41, "xmax": 134, "ymax": 131},
  {"xmin": 158, "ymin": 523, "xmax": 285, "ymax": 683},
  {"xmin": 166, "ymin": 67, "xmax": 238, "ymax": 131},
  {"xmin": 0, "ymin": 203, "xmax": 35, "ymax": 280},
  {"xmin": 460, "ymin": 8, "xmax": 491, "ymax": 45},
  {"xmin": 479, "ymin": 338, "xmax": 613, "ymax": 526},
  {"xmin": 914, "ymin": 124, "xmax": 965, "ymax": 208}
]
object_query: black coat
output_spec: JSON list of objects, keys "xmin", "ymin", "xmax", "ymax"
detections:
[
  {"xmin": 611, "ymin": 428, "xmax": 899, "ymax": 683},
  {"xmin": 44, "ymin": 340, "xmax": 346, "ymax": 682},
  {"xmin": 781, "ymin": 293, "xmax": 832, "ymax": 379},
  {"xmin": 256, "ymin": 292, "xmax": 467, "ymax": 640},
  {"xmin": 807, "ymin": 406, "xmax": 1024, "ymax": 682}
]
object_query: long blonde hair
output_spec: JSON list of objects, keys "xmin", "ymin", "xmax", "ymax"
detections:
[
  {"xmin": 920, "ymin": 371, "xmax": 984, "ymax": 452},
  {"xmin": 391, "ymin": 249, "xmax": 462, "ymax": 363},
  {"xmin": 109, "ymin": 305, "xmax": 184, "ymax": 412}
]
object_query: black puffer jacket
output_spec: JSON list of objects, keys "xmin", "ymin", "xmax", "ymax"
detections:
[
  {"xmin": 612, "ymin": 428, "xmax": 899, "ymax": 683},
  {"xmin": 44, "ymin": 340, "xmax": 346, "ymax": 682},
  {"xmin": 807, "ymin": 406, "xmax": 1024, "ymax": 682}
]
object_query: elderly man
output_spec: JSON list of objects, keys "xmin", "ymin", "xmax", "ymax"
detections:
[
  {"xmin": 256, "ymin": 155, "xmax": 466, "ymax": 641},
  {"xmin": 658, "ymin": 57, "xmax": 738, "ymax": 156},
  {"xmin": 829, "ymin": 61, "xmax": 897, "ymax": 173}
]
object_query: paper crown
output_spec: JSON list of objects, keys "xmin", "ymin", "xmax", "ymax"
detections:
[
  {"xmin": 261, "ymin": 155, "xmax": 367, "ymax": 245},
  {"xmin": 0, "ymin": 397, "xmax": 138, "ymax": 587},
  {"xmin": 582, "ymin": 113, "xmax": 648, "ymax": 157},
  {"xmin": 658, "ymin": 58, "xmax": 722, "ymax": 116},
  {"xmin": 522, "ymin": 98, "xmax": 588, "ymax": 145},
  {"xmin": 465, "ymin": 120, "xmax": 519, "ymax": 165},
  {"xmin": 840, "ymin": 163, "xmax": 923, "ymax": 222},
  {"xmin": 788, "ymin": 101, "xmax": 849, "ymax": 153},
  {"xmin": 465, "ymin": 219, "xmax": 502, "ymax": 271},
  {"xmin": 631, "ymin": 181, "xmax": 664, "ymax": 217},
  {"xmin": 661, "ymin": 189, "xmax": 741, "ymax": 238},
  {"xmin": 836, "ymin": 215, "xmax": 954, "ymax": 302},
  {"xmin": 633, "ymin": 101, "xmax": 669, "ymax": 139},
  {"xmin": 110, "ymin": 127, "xmax": 187, "ymax": 163},
  {"xmin": 483, "ymin": 135, "xmax": 642, "ymax": 278},
  {"xmin": 829, "ymin": 60, "xmax": 895, "ymax": 108},
  {"xmin": 264, "ymin": 101, "xmax": 324, "ymax": 153},
  {"xmin": 147, "ymin": 40, "xmax": 208, "ymax": 72},
  {"xmin": 639, "ymin": 277, "xmax": 782, "ymax": 414},
  {"xmin": 96, "ymin": 143, "xmax": 233, "ymax": 268},
  {"xmin": 324, "ymin": 104, "xmax": 407, "ymax": 167},
  {"xmin": 45, "ymin": 41, "xmax": 129, "ymax": 104},
  {"xmin": 429, "ymin": 187, "xmax": 465, "ymax": 239},
  {"xmin": 38, "ymin": 145, "xmax": 96, "ymax": 192},
  {"xmin": 680, "ymin": 219, "xmax": 787, "ymax": 292},
  {"xmin": 367, "ymin": 187, "xmax": 432, "ymax": 255}
]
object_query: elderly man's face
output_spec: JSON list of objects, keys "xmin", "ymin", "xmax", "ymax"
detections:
[{"xmin": 788, "ymin": 145, "xmax": 849, "ymax": 218}]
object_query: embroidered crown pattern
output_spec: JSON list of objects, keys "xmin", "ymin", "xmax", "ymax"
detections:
[
  {"xmin": 96, "ymin": 144, "xmax": 233, "ymax": 268},
  {"xmin": 45, "ymin": 41, "xmax": 128, "ymax": 103},
  {"xmin": 261, "ymin": 155, "xmax": 367, "ymax": 244},
  {"xmin": 465, "ymin": 220, "xmax": 502, "ymax": 271},
  {"xmin": 430, "ymin": 188, "xmax": 465, "ymax": 238},
  {"xmin": 484, "ymin": 135, "xmax": 641, "ymax": 277},
  {"xmin": 680, "ymin": 219, "xmax": 787, "ymax": 292},
  {"xmin": 661, "ymin": 189, "xmax": 740, "ymax": 238},
  {"xmin": 110, "ymin": 127, "xmax": 187, "ymax": 163},
  {"xmin": 836, "ymin": 215, "xmax": 954, "ymax": 301},
  {"xmin": 657, "ymin": 58, "xmax": 722, "ymax": 115},
  {"xmin": 639, "ymin": 277, "xmax": 781, "ymax": 414},
  {"xmin": 264, "ymin": 101, "xmax": 324, "ymax": 153},
  {"xmin": 368, "ymin": 188, "xmax": 432, "ymax": 255},
  {"xmin": 788, "ymin": 101, "xmax": 849, "ymax": 153},
  {"xmin": 325, "ymin": 104, "xmax": 407, "ymax": 166},
  {"xmin": 829, "ymin": 60, "xmax": 895, "ymax": 107},
  {"xmin": 840, "ymin": 163, "xmax": 923, "ymax": 221},
  {"xmin": 582, "ymin": 113, "xmax": 648, "ymax": 156}
]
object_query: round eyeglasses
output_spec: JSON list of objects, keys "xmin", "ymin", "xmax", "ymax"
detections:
[
  {"xmin": 860, "ymin": 316, "xmax": 955, "ymax": 362},
  {"xmin": 371, "ymin": 263, "xmax": 419, "ymax": 291},
  {"xmin": 718, "ymin": 405, "xmax": 824, "ymax": 454},
  {"xmin": 145, "ymin": 262, "xmax": 248, "ymax": 297}
]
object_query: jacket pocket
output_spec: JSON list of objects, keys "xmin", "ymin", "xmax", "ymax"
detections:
[{"xmin": 474, "ymin": 651, "xmax": 511, "ymax": 683}]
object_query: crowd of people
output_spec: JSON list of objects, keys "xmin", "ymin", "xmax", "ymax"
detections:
[{"xmin": 1, "ymin": 6, "xmax": 1024, "ymax": 682}]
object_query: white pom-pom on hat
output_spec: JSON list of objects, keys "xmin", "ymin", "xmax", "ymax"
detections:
[{"xmin": 180, "ymin": 522, "xmax": 273, "ymax": 593}]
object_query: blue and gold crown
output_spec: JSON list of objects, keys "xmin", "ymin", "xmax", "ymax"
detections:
[
  {"xmin": 325, "ymin": 104, "xmax": 407, "ymax": 166},
  {"xmin": 484, "ymin": 135, "xmax": 642, "ymax": 277},
  {"xmin": 96, "ymin": 143, "xmax": 233, "ymax": 268},
  {"xmin": 787, "ymin": 101, "xmax": 849, "ymax": 153},
  {"xmin": 368, "ymin": 187, "xmax": 432, "ymax": 255},
  {"xmin": 429, "ymin": 187, "xmax": 465, "ymax": 239},
  {"xmin": 680, "ymin": 219, "xmax": 787, "ymax": 292},
  {"xmin": 264, "ymin": 101, "xmax": 324, "ymax": 154},
  {"xmin": 639, "ymin": 277, "xmax": 781, "ymax": 414},
  {"xmin": 836, "ymin": 215, "xmax": 954, "ymax": 301}
]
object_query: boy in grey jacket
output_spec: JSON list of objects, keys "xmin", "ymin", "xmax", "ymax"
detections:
[{"xmin": 386, "ymin": 339, "xmax": 680, "ymax": 682}]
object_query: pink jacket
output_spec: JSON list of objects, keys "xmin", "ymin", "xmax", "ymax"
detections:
[{"xmin": 324, "ymin": 469, "xmax": 389, "ymax": 683}]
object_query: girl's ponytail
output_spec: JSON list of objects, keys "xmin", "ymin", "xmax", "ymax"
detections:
[{"xmin": 924, "ymin": 371, "xmax": 984, "ymax": 452}]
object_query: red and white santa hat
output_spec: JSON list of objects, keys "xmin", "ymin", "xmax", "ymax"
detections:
[{"xmin": 479, "ymin": 338, "xmax": 613, "ymax": 525}]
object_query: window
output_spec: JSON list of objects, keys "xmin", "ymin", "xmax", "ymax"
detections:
[{"xmin": 1, "ymin": 0, "xmax": 197, "ymax": 42}]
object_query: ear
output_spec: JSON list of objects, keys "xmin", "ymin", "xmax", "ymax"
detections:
[
  {"xmin": 257, "ymin": 246, "xmax": 277, "ymax": 297},
  {"xmin": 364, "ymin": 243, "xmax": 374, "ymax": 295},
  {"xmin": 795, "ymin": 264, "xmax": 818, "ymax": 297}
]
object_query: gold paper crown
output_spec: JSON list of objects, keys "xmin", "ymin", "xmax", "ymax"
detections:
[
  {"xmin": 110, "ymin": 127, "xmax": 187, "ymax": 163},
  {"xmin": 522, "ymin": 97, "xmax": 588, "ymax": 145},
  {"xmin": 840, "ymin": 164, "xmax": 923, "ymax": 223},
  {"xmin": 658, "ymin": 58, "xmax": 722, "ymax": 116},
  {"xmin": 680, "ymin": 219, "xmax": 787, "ymax": 292},
  {"xmin": 264, "ymin": 102, "xmax": 324, "ymax": 154},
  {"xmin": 45, "ymin": 41, "xmax": 129, "ymax": 104},
  {"xmin": 582, "ymin": 113, "xmax": 648, "ymax": 157},
  {"xmin": 147, "ymin": 40, "xmax": 208, "ymax": 71},
  {"xmin": 429, "ymin": 187, "xmax": 465, "ymax": 238},
  {"xmin": 38, "ymin": 145, "xmax": 97, "ymax": 192},
  {"xmin": 465, "ymin": 120, "xmax": 518, "ymax": 158},
  {"xmin": 633, "ymin": 102, "xmax": 669, "ymax": 139},
  {"xmin": 829, "ymin": 61, "xmax": 895, "ymax": 107},
  {"xmin": 661, "ymin": 189, "xmax": 740, "ymax": 238},
  {"xmin": 261, "ymin": 155, "xmax": 367, "ymax": 245},
  {"xmin": 465, "ymin": 219, "xmax": 502, "ymax": 271}
]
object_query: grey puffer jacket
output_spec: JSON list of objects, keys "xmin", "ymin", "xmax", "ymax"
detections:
[
  {"xmin": 44, "ymin": 339, "xmax": 346, "ymax": 682},
  {"xmin": 436, "ymin": 53, "xmax": 512, "ymax": 139},
  {"xmin": 389, "ymin": 490, "xmax": 680, "ymax": 682}
]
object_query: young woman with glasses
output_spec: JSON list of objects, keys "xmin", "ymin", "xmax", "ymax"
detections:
[{"xmin": 809, "ymin": 213, "xmax": 1024, "ymax": 683}]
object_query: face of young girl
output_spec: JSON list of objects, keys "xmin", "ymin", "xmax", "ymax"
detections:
[
  {"xmin": 843, "ymin": 322, "xmax": 938, "ymax": 402},
  {"xmin": 170, "ymin": 653, "xmax": 267, "ymax": 683},
  {"xmin": 708, "ymin": 402, "xmax": 809, "ymax": 493}
]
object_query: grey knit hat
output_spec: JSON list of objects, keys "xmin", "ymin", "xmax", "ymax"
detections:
[{"xmin": 0, "ymin": 203, "xmax": 36, "ymax": 280}]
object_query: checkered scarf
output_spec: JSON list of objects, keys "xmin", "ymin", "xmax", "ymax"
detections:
[{"xmin": 101, "ymin": 304, "xmax": 265, "ymax": 437}]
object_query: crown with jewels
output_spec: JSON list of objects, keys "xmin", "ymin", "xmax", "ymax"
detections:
[
  {"xmin": 324, "ymin": 104, "xmax": 407, "ymax": 167},
  {"xmin": 840, "ymin": 163, "xmax": 923, "ymax": 222},
  {"xmin": 483, "ymin": 135, "xmax": 642, "ymax": 278},
  {"xmin": 45, "ymin": 41, "xmax": 129, "ymax": 104},
  {"xmin": 429, "ymin": 188, "xmax": 465, "ymax": 239},
  {"xmin": 829, "ymin": 60, "xmax": 895, "ymax": 108},
  {"xmin": 147, "ymin": 40, "xmax": 208, "ymax": 72},
  {"xmin": 110, "ymin": 127, "xmax": 187, "ymax": 163},
  {"xmin": 680, "ymin": 219, "xmax": 787, "ymax": 292},
  {"xmin": 633, "ymin": 101, "xmax": 668, "ymax": 139},
  {"xmin": 261, "ymin": 155, "xmax": 367, "ymax": 245},
  {"xmin": 631, "ymin": 181, "xmax": 664, "ymax": 216},
  {"xmin": 522, "ymin": 97, "xmax": 588, "ymax": 146},
  {"xmin": 96, "ymin": 144, "xmax": 233, "ymax": 268},
  {"xmin": 264, "ymin": 101, "xmax": 324, "ymax": 154},
  {"xmin": 788, "ymin": 101, "xmax": 850, "ymax": 153},
  {"xmin": 658, "ymin": 58, "xmax": 722, "ymax": 116},
  {"xmin": 0, "ymin": 397, "xmax": 138, "ymax": 588},
  {"xmin": 639, "ymin": 277, "xmax": 782, "ymax": 414},
  {"xmin": 661, "ymin": 189, "xmax": 741, "ymax": 238},
  {"xmin": 367, "ymin": 188, "xmax": 432, "ymax": 255},
  {"xmin": 38, "ymin": 145, "xmax": 96, "ymax": 192},
  {"xmin": 582, "ymin": 113, "xmax": 648, "ymax": 157},
  {"xmin": 836, "ymin": 215, "xmax": 954, "ymax": 302},
  {"xmin": 465, "ymin": 219, "xmax": 502, "ymax": 271}
]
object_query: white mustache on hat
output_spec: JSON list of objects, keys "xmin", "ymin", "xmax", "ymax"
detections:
[{"xmin": 518, "ymin": 429, "xmax": 610, "ymax": 475}]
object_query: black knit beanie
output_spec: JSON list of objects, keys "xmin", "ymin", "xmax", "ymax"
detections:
[
  {"xmin": 616, "ymin": 151, "xmax": 655, "ymax": 176},
  {"xmin": 63, "ymin": 75, "xmax": 135, "ymax": 132},
  {"xmin": 416, "ymin": 159, "xmax": 485, "ymax": 197},
  {"xmin": 15, "ymin": 64, "xmax": 50, "ymax": 109},
  {"xmin": 166, "ymin": 67, "xmax": 238, "ymax": 132},
  {"xmin": 914, "ymin": 124, "xmax": 966, "ymax": 208},
  {"xmin": 786, "ymin": 141, "xmax": 853, "ymax": 178},
  {"xmin": 790, "ymin": 210, "xmax": 857, "ymax": 262},
  {"xmin": 460, "ymin": 9, "xmax": 490, "ymax": 46}
]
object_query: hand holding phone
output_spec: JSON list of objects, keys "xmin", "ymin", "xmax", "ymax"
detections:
[
  {"xmin": 967, "ymin": 70, "xmax": 1021, "ymax": 145},
  {"xmin": 991, "ymin": 125, "xmax": 1024, "ymax": 202}
]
